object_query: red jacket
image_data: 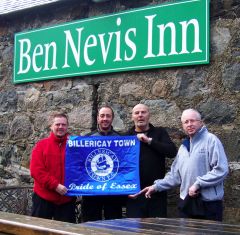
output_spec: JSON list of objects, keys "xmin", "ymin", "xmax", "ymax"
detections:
[{"xmin": 30, "ymin": 132, "xmax": 73, "ymax": 205}]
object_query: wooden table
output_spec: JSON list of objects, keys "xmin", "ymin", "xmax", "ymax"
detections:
[
  {"xmin": 0, "ymin": 211, "xmax": 240, "ymax": 234},
  {"xmin": 85, "ymin": 217, "xmax": 240, "ymax": 234}
]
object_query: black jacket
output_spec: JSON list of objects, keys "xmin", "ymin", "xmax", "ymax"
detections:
[
  {"xmin": 87, "ymin": 126, "xmax": 119, "ymax": 136},
  {"xmin": 127, "ymin": 124, "xmax": 177, "ymax": 189}
]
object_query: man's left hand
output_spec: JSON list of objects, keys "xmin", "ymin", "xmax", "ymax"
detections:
[
  {"xmin": 56, "ymin": 184, "xmax": 68, "ymax": 195},
  {"xmin": 137, "ymin": 133, "xmax": 152, "ymax": 144},
  {"xmin": 189, "ymin": 184, "xmax": 199, "ymax": 197}
]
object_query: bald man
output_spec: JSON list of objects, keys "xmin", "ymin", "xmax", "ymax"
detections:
[
  {"xmin": 126, "ymin": 104, "xmax": 177, "ymax": 218},
  {"xmin": 132, "ymin": 109, "xmax": 229, "ymax": 221}
]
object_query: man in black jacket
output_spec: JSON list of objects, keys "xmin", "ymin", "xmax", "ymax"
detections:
[
  {"xmin": 126, "ymin": 103, "xmax": 177, "ymax": 218},
  {"xmin": 81, "ymin": 105, "xmax": 123, "ymax": 221}
]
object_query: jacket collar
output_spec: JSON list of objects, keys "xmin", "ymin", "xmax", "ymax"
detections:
[
  {"xmin": 129, "ymin": 123, "xmax": 154, "ymax": 134},
  {"xmin": 182, "ymin": 126, "xmax": 207, "ymax": 152},
  {"xmin": 50, "ymin": 132, "xmax": 68, "ymax": 143},
  {"xmin": 97, "ymin": 125, "xmax": 115, "ymax": 136}
]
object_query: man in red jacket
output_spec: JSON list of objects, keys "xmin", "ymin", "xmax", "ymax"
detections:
[{"xmin": 30, "ymin": 112, "xmax": 76, "ymax": 223}]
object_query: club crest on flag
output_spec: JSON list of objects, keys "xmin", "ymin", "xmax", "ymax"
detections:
[
  {"xmin": 85, "ymin": 148, "xmax": 119, "ymax": 182},
  {"xmin": 65, "ymin": 135, "xmax": 140, "ymax": 196}
]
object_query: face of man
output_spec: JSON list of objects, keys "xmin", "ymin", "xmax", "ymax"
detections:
[
  {"xmin": 50, "ymin": 117, "xmax": 68, "ymax": 138},
  {"xmin": 97, "ymin": 107, "xmax": 113, "ymax": 132},
  {"xmin": 181, "ymin": 110, "xmax": 203, "ymax": 139},
  {"xmin": 132, "ymin": 104, "xmax": 150, "ymax": 132}
]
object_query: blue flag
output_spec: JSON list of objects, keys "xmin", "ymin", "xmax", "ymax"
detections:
[{"xmin": 65, "ymin": 135, "xmax": 140, "ymax": 196}]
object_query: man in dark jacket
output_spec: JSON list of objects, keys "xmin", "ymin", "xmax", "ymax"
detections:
[
  {"xmin": 81, "ymin": 105, "xmax": 124, "ymax": 221},
  {"xmin": 30, "ymin": 112, "xmax": 76, "ymax": 223},
  {"xmin": 126, "ymin": 104, "xmax": 177, "ymax": 218}
]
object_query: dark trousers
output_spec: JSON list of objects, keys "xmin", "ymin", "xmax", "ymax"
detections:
[
  {"xmin": 31, "ymin": 193, "xmax": 76, "ymax": 223},
  {"xmin": 178, "ymin": 199, "xmax": 223, "ymax": 222},
  {"xmin": 126, "ymin": 192, "xmax": 167, "ymax": 218},
  {"xmin": 81, "ymin": 195, "xmax": 124, "ymax": 222}
]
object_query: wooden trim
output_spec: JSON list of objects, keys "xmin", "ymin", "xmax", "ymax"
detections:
[{"xmin": 1, "ymin": 211, "xmax": 240, "ymax": 235}]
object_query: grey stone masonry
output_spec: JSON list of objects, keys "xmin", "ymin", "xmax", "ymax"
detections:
[{"xmin": 0, "ymin": 0, "xmax": 239, "ymax": 222}]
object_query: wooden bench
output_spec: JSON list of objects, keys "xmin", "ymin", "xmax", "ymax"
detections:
[{"xmin": 1, "ymin": 211, "xmax": 240, "ymax": 235}]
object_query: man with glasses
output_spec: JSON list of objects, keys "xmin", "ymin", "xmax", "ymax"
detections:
[{"xmin": 130, "ymin": 108, "xmax": 229, "ymax": 221}]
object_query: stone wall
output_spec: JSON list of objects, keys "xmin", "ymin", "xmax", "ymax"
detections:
[{"xmin": 0, "ymin": 0, "xmax": 239, "ymax": 222}]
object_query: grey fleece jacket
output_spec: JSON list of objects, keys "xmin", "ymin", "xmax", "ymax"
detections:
[{"xmin": 153, "ymin": 126, "xmax": 229, "ymax": 201}]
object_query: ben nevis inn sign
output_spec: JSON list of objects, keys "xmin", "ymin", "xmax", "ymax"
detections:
[{"xmin": 13, "ymin": 0, "xmax": 209, "ymax": 83}]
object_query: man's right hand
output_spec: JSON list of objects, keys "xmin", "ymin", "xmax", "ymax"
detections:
[{"xmin": 128, "ymin": 185, "xmax": 156, "ymax": 199}]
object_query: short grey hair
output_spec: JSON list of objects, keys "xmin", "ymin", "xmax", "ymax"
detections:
[{"xmin": 181, "ymin": 109, "xmax": 201, "ymax": 121}]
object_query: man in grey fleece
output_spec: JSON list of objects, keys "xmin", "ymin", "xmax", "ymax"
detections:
[{"xmin": 130, "ymin": 108, "xmax": 229, "ymax": 221}]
